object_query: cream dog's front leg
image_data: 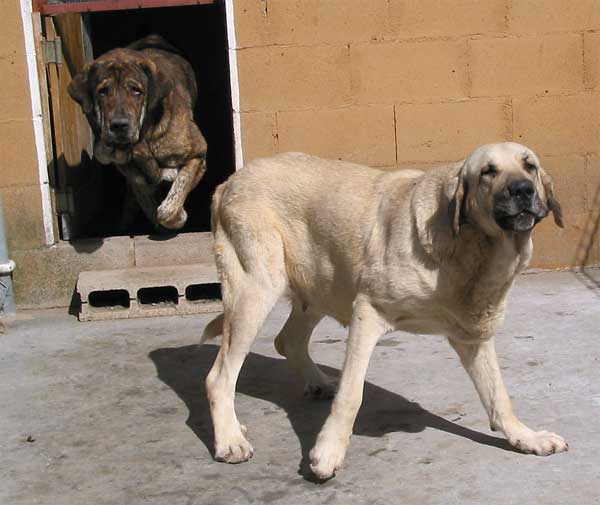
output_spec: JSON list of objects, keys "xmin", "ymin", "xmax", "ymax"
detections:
[
  {"xmin": 448, "ymin": 337, "xmax": 568, "ymax": 455},
  {"xmin": 310, "ymin": 298, "xmax": 387, "ymax": 480}
]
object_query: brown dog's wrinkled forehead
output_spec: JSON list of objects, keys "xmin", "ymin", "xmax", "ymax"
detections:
[
  {"xmin": 464, "ymin": 142, "xmax": 540, "ymax": 174},
  {"xmin": 91, "ymin": 49, "xmax": 148, "ymax": 82}
]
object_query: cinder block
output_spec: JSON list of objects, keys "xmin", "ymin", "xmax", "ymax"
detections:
[
  {"xmin": 531, "ymin": 212, "xmax": 596, "ymax": 268},
  {"xmin": 509, "ymin": 0, "xmax": 600, "ymax": 33},
  {"xmin": 470, "ymin": 34, "xmax": 583, "ymax": 97},
  {"xmin": 133, "ymin": 232, "xmax": 214, "ymax": 268},
  {"xmin": 585, "ymin": 154, "xmax": 600, "ymax": 213},
  {"xmin": 277, "ymin": 105, "xmax": 396, "ymax": 166},
  {"xmin": 395, "ymin": 100, "xmax": 511, "ymax": 163},
  {"xmin": 513, "ymin": 93, "xmax": 600, "ymax": 156},
  {"xmin": 351, "ymin": 40, "xmax": 469, "ymax": 104},
  {"xmin": 0, "ymin": 0, "xmax": 26, "ymax": 58},
  {"xmin": 377, "ymin": 161, "xmax": 447, "ymax": 172},
  {"xmin": 386, "ymin": 0, "xmax": 507, "ymax": 37},
  {"xmin": 232, "ymin": 0, "xmax": 268, "ymax": 48},
  {"xmin": 240, "ymin": 112, "xmax": 279, "ymax": 163},
  {"xmin": 237, "ymin": 45, "xmax": 352, "ymax": 112},
  {"xmin": 541, "ymin": 155, "xmax": 587, "ymax": 216},
  {"xmin": 0, "ymin": 185, "xmax": 47, "ymax": 251},
  {"xmin": 584, "ymin": 32, "xmax": 600, "ymax": 90},
  {"xmin": 233, "ymin": 0, "xmax": 388, "ymax": 48},
  {"xmin": 0, "ymin": 121, "xmax": 42, "ymax": 188},
  {"xmin": 77, "ymin": 264, "xmax": 222, "ymax": 321},
  {"xmin": 0, "ymin": 54, "xmax": 35, "ymax": 122},
  {"xmin": 266, "ymin": 0, "xmax": 388, "ymax": 45}
]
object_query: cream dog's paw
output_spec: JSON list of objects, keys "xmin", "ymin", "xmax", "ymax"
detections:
[
  {"xmin": 309, "ymin": 433, "xmax": 349, "ymax": 479},
  {"xmin": 214, "ymin": 425, "xmax": 254, "ymax": 464},
  {"xmin": 304, "ymin": 376, "xmax": 337, "ymax": 400},
  {"xmin": 508, "ymin": 428, "xmax": 568, "ymax": 455}
]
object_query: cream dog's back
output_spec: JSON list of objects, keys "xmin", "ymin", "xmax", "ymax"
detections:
[{"xmin": 213, "ymin": 152, "xmax": 423, "ymax": 324}]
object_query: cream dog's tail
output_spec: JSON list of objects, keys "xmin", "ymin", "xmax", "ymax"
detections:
[{"xmin": 200, "ymin": 313, "xmax": 224, "ymax": 344}]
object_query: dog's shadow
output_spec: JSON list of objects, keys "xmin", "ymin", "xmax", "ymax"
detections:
[{"xmin": 148, "ymin": 344, "xmax": 514, "ymax": 480}]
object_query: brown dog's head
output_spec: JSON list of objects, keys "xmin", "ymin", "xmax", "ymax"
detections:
[
  {"xmin": 451, "ymin": 142, "xmax": 563, "ymax": 237},
  {"xmin": 68, "ymin": 48, "xmax": 171, "ymax": 162}
]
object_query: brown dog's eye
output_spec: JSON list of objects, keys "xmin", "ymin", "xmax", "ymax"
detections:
[
  {"xmin": 481, "ymin": 163, "xmax": 497, "ymax": 178},
  {"xmin": 130, "ymin": 86, "xmax": 143, "ymax": 96},
  {"xmin": 97, "ymin": 86, "xmax": 109, "ymax": 97}
]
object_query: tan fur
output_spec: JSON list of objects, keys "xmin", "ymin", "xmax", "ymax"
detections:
[{"xmin": 204, "ymin": 142, "xmax": 568, "ymax": 479}]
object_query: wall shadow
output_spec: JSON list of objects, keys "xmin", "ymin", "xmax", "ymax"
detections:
[
  {"xmin": 573, "ymin": 182, "xmax": 600, "ymax": 295},
  {"xmin": 148, "ymin": 344, "xmax": 514, "ymax": 481}
]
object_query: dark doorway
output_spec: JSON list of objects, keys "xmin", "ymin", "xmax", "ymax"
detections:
[{"xmin": 74, "ymin": 3, "xmax": 235, "ymax": 237}]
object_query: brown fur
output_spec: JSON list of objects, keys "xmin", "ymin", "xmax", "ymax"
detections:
[{"xmin": 68, "ymin": 35, "xmax": 207, "ymax": 230}]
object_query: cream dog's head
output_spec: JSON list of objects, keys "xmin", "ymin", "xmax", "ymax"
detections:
[{"xmin": 451, "ymin": 142, "xmax": 564, "ymax": 237}]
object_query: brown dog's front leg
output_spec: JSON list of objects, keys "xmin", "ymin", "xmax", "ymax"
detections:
[
  {"xmin": 157, "ymin": 155, "xmax": 207, "ymax": 229},
  {"xmin": 118, "ymin": 164, "xmax": 160, "ymax": 228},
  {"xmin": 448, "ymin": 337, "xmax": 568, "ymax": 456},
  {"xmin": 137, "ymin": 157, "xmax": 163, "ymax": 185}
]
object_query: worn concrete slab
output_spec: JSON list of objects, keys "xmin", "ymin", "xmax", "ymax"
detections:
[
  {"xmin": 1, "ymin": 270, "xmax": 599, "ymax": 504},
  {"xmin": 133, "ymin": 232, "xmax": 215, "ymax": 268},
  {"xmin": 12, "ymin": 236, "xmax": 135, "ymax": 309}
]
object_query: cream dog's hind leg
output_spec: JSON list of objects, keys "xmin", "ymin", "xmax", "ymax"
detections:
[
  {"xmin": 274, "ymin": 301, "xmax": 337, "ymax": 399},
  {"xmin": 309, "ymin": 298, "xmax": 388, "ymax": 479},
  {"xmin": 448, "ymin": 337, "xmax": 568, "ymax": 455},
  {"xmin": 205, "ymin": 218, "xmax": 286, "ymax": 463}
]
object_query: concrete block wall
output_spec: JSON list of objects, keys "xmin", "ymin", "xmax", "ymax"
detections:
[
  {"xmin": 233, "ymin": 0, "xmax": 600, "ymax": 269},
  {"xmin": 0, "ymin": 2, "xmax": 48, "ymax": 253}
]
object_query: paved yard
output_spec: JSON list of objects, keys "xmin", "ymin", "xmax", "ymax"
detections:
[{"xmin": 1, "ymin": 270, "xmax": 599, "ymax": 504}]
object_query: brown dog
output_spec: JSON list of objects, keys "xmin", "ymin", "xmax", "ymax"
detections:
[{"xmin": 68, "ymin": 35, "xmax": 207, "ymax": 230}]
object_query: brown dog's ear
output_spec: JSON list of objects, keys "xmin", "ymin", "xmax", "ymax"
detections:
[
  {"xmin": 449, "ymin": 164, "xmax": 467, "ymax": 237},
  {"xmin": 541, "ymin": 169, "xmax": 564, "ymax": 228},
  {"xmin": 141, "ymin": 60, "xmax": 172, "ymax": 111},
  {"xmin": 68, "ymin": 63, "xmax": 96, "ymax": 114}
]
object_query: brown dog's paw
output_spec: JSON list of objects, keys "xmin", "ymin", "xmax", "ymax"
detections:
[{"xmin": 157, "ymin": 202, "xmax": 187, "ymax": 229}]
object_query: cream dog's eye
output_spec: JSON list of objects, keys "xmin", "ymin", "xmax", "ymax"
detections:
[
  {"xmin": 524, "ymin": 162, "xmax": 537, "ymax": 173},
  {"xmin": 481, "ymin": 163, "xmax": 497, "ymax": 177}
]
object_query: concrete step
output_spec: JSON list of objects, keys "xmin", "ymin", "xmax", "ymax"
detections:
[{"xmin": 77, "ymin": 264, "xmax": 222, "ymax": 321}]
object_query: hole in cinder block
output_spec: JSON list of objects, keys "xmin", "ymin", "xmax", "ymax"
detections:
[
  {"xmin": 88, "ymin": 289, "xmax": 130, "ymax": 310},
  {"xmin": 137, "ymin": 286, "xmax": 179, "ymax": 307},
  {"xmin": 185, "ymin": 283, "xmax": 222, "ymax": 303}
]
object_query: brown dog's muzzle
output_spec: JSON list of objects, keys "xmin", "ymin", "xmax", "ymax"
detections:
[
  {"xmin": 494, "ymin": 179, "xmax": 548, "ymax": 232},
  {"xmin": 104, "ymin": 115, "xmax": 139, "ymax": 146}
]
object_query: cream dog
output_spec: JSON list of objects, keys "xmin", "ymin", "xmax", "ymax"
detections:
[{"xmin": 202, "ymin": 142, "xmax": 567, "ymax": 480}]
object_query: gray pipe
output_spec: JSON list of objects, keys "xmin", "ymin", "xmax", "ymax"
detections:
[{"xmin": 0, "ymin": 193, "xmax": 15, "ymax": 315}]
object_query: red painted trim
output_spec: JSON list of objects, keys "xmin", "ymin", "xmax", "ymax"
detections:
[{"xmin": 34, "ymin": 0, "xmax": 213, "ymax": 15}]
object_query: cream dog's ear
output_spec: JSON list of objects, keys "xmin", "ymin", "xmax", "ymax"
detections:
[
  {"xmin": 540, "ymin": 168, "xmax": 564, "ymax": 228},
  {"xmin": 449, "ymin": 164, "xmax": 467, "ymax": 237}
]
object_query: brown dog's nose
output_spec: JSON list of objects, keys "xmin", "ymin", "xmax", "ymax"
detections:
[
  {"xmin": 508, "ymin": 180, "xmax": 534, "ymax": 199},
  {"xmin": 109, "ymin": 117, "xmax": 130, "ymax": 134}
]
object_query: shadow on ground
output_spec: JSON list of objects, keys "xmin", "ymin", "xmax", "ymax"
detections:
[{"xmin": 149, "ymin": 344, "xmax": 514, "ymax": 481}]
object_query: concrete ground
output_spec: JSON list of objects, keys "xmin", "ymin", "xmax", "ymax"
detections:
[{"xmin": 1, "ymin": 270, "xmax": 599, "ymax": 505}]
